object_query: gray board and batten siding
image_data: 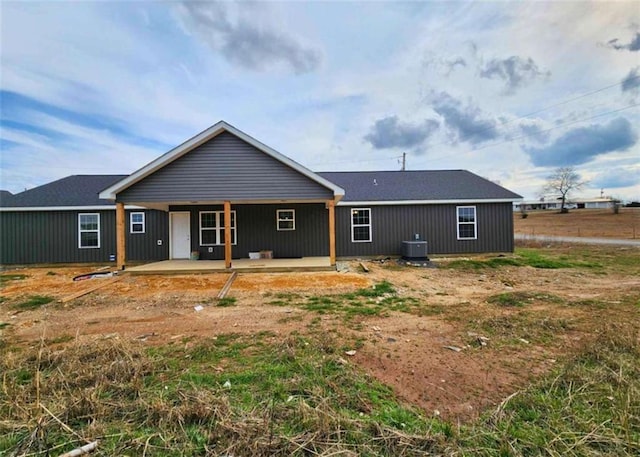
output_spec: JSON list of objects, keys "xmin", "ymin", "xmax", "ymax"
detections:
[
  {"xmin": 320, "ymin": 170, "xmax": 521, "ymax": 257},
  {"xmin": 0, "ymin": 175, "xmax": 169, "ymax": 265},
  {"xmin": 334, "ymin": 202, "xmax": 515, "ymax": 257},
  {"xmin": 118, "ymin": 132, "xmax": 334, "ymax": 203},
  {"xmin": 170, "ymin": 203, "xmax": 329, "ymax": 260},
  {"xmin": 0, "ymin": 209, "xmax": 168, "ymax": 265}
]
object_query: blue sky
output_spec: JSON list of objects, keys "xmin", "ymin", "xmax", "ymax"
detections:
[{"xmin": 1, "ymin": 1, "xmax": 639, "ymax": 201}]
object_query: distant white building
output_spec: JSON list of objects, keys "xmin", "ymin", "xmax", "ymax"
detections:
[
  {"xmin": 573, "ymin": 198, "xmax": 616, "ymax": 209},
  {"xmin": 514, "ymin": 199, "xmax": 563, "ymax": 211},
  {"xmin": 514, "ymin": 197, "xmax": 615, "ymax": 211}
]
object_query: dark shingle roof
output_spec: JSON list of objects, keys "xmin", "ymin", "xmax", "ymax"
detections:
[
  {"xmin": 1, "ymin": 170, "xmax": 521, "ymax": 208},
  {"xmin": 0, "ymin": 175, "xmax": 127, "ymax": 208},
  {"xmin": 0, "ymin": 190, "xmax": 13, "ymax": 204},
  {"xmin": 318, "ymin": 170, "xmax": 522, "ymax": 202}
]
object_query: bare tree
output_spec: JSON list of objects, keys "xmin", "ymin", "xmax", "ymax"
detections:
[{"xmin": 542, "ymin": 167, "xmax": 587, "ymax": 213}]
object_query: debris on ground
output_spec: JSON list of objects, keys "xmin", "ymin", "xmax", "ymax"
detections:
[
  {"xmin": 443, "ymin": 345, "xmax": 462, "ymax": 352},
  {"xmin": 60, "ymin": 277, "xmax": 123, "ymax": 303},
  {"xmin": 345, "ymin": 350, "xmax": 357, "ymax": 356},
  {"xmin": 217, "ymin": 271, "xmax": 238, "ymax": 299},
  {"xmin": 73, "ymin": 270, "xmax": 117, "ymax": 281},
  {"xmin": 59, "ymin": 440, "xmax": 99, "ymax": 457},
  {"xmin": 374, "ymin": 256, "xmax": 392, "ymax": 264}
]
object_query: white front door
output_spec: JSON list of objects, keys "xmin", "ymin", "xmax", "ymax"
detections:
[{"xmin": 170, "ymin": 212, "xmax": 191, "ymax": 259}]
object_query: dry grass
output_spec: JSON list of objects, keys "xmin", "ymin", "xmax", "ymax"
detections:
[
  {"xmin": 1, "ymin": 335, "xmax": 444, "ymax": 456},
  {"xmin": 2, "ymin": 320, "xmax": 639, "ymax": 456},
  {"xmin": 458, "ymin": 321, "xmax": 640, "ymax": 456}
]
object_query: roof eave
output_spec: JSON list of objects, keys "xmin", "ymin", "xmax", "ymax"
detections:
[
  {"xmin": 337, "ymin": 197, "xmax": 522, "ymax": 206},
  {"xmin": 0, "ymin": 204, "xmax": 146, "ymax": 212}
]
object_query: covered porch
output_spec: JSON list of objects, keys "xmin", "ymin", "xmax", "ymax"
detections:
[
  {"xmin": 115, "ymin": 199, "xmax": 337, "ymax": 270},
  {"xmin": 126, "ymin": 256, "xmax": 333, "ymax": 274},
  {"xmin": 98, "ymin": 122, "xmax": 345, "ymax": 271}
]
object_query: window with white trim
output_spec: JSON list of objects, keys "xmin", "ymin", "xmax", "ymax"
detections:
[
  {"xmin": 351, "ymin": 208, "xmax": 372, "ymax": 242},
  {"xmin": 79, "ymin": 213, "xmax": 100, "ymax": 248},
  {"xmin": 130, "ymin": 212, "xmax": 145, "ymax": 234},
  {"xmin": 457, "ymin": 206, "xmax": 477, "ymax": 240},
  {"xmin": 277, "ymin": 209, "xmax": 295, "ymax": 231},
  {"xmin": 199, "ymin": 211, "xmax": 236, "ymax": 246}
]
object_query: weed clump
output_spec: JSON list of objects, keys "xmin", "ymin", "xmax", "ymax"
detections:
[
  {"xmin": 269, "ymin": 281, "xmax": 424, "ymax": 319},
  {"xmin": 217, "ymin": 296, "xmax": 237, "ymax": 307},
  {"xmin": 14, "ymin": 295, "xmax": 54, "ymax": 310},
  {"xmin": 487, "ymin": 291, "xmax": 563, "ymax": 307},
  {"xmin": 443, "ymin": 249, "xmax": 602, "ymax": 270},
  {"xmin": 0, "ymin": 273, "xmax": 28, "ymax": 285},
  {"xmin": 356, "ymin": 280, "xmax": 396, "ymax": 297}
]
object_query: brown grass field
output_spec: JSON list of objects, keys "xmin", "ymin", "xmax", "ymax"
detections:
[{"xmin": 514, "ymin": 207, "xmax": 640, "ymax": 239}]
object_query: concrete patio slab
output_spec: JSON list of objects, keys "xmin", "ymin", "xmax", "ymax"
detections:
[{"xmin": 126, "ymin": 257, "xmax": 333, "ymax": 274}]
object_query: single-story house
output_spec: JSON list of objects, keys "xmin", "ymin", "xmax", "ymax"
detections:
[
  {"xmin": 514, "ymin": 197, "xmax": 617, "ymax": 212},
  {"xmin": 573, "ymin": 198, "xmax": 616, "ymax": 209},
  {"xmin": 0, "ymin": 121, "xmax": 522, "ymax": 267},
  {"xmin": 513, "ymin": 200, "xmax": 564, "ymax": 212}
]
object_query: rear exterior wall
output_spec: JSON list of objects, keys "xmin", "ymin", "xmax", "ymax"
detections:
[
  {"xmin": 168, "ymin": 203, "xmax": 329, "ymax": 260},
  {"xmin": 0, "ymin": 209, "xmax": 168, "ymax": 265},
  {"xmin": 334, "ymin": 202, "xmax": 514, "ymax": 257},
  {"xmin": 1, "ymin": 202, "xmax": 514, "ymax": 264}
]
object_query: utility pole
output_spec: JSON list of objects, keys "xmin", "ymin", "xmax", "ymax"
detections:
[{"xmin": 401, "ymin": 152, "xmax": 406, "ymax": 171}]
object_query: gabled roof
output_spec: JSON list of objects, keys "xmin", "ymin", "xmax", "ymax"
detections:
[
  {"xmin": 100, "ymin": 121, "xmax": 344, "ymax": 200},
  {"xmin": 317, "ymin": 170, "xmax": 522, "ymax": 204},
  {"xmin": 0, "ymin": 175, "xmax": 127, "ymax": 210}
]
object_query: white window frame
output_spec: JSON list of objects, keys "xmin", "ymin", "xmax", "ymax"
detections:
[
  {"xmin": 457, "ymin": 206, "xmax": 477, "ymax": 240},
  {"xmin": 351, "ymin": 207, "xmax": 372, "ymax": 243},
  {"xmin": 199, "ymin": 211, "xmax": 237, "ymax": 246},
  {"xmin": 276, "ymin": 209, "xmax": 296, "ymax": 231},
  {"xmin": 130, "ymin": 211, "xmax": 145, "ymax": 234},
  {"xmin": 78, "ymin": 213, "xmax": 100, "ymax": 249}
]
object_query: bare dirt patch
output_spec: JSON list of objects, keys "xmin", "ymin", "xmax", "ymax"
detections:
[
  {"xmin": 2, "ymin": 249, "xmax": 639, "ymax": 423},
  {"xmin": 1, "ymin": 269, "xmax": 371, "ymax": 347},
  {"xmin": 340, "ymin": 260, "xmax": 639, "ymax": 420},
  {"xmin": 232, "ymin": 271, "xmax": 370, "ymax": 293},
  {"xmin": 514, "ymin": 207, "xmax": 640, "ymax": 239}
]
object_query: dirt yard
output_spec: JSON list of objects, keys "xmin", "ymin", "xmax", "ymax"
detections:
[
  {"xmin": 3, "ymin": 245, "xmax": 639, "ymax": 423},
  {"xmin": 514, "ymin": 207, "xmax": 640, "ymax": 239}
]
